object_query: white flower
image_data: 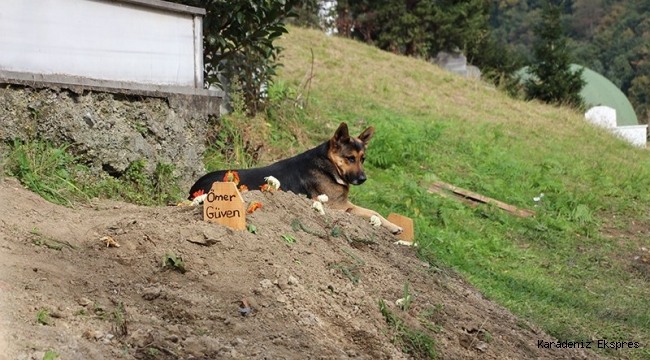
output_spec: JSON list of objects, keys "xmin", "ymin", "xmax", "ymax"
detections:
[
  {"xmin": 311, "ymin": 201, "xmax": 325, "ymax": 215},
  {"xmin": 191, "ymin": 193, "xmax": 208, "ymax": 206},
  {"xmin": 264, "ymin": 176, "xmax": 281, "ymax": 190},
  {"xmin": 533, "ymin": 192, "xmax": 545, "ymax": 202},
  {"xmin": 316, "ymin": 194, "xmax": 329, "ymax": 203},
  {"xmin": 393, "ymin": 240, "xmax": 417, "ymax": 247},
  {"xmin": 369, "ymin": 215, "xmax": 381, "ymax": 228}
]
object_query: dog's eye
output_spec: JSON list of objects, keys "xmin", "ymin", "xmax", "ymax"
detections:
[{"xmin": 346, "ymin": 156, "xmax": 356, "ymax": 163}]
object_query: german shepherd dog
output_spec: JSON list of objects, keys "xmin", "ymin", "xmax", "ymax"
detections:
[{"xmin": 189, "ymin": 122, "xmax": 403, "ymax": 234}]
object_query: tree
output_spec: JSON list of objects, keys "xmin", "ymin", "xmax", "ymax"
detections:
[
  {"xmin": 170, "ymin": 0, "xmax": 299, "ymax": 115},
  {"xmin": 525, "ymin": 0, "xmax": 585, "ymax": 108}
]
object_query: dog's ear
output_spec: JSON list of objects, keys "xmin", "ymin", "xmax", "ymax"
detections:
[
  {"xmin": 333, "ymin": 122, "xmax": 350, "ymax": 143},
  {"xmin": 358, "ymin": 126, "xmax": 375, "ymax": 145}
]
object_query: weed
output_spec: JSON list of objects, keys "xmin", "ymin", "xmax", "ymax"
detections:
[
  {"xmin": 37, "ymin": 309, "xmax": 50, "ymax": 325},
  {"xmin": 43, "ymin": 350, "xmax": 59, "ymax": 360},
  {"xmin": 291, "ymin": 218, "xmax": 327, "ymax": 238},
  {"xmin": 92, "ymin": 302, "xmax": 108, "ymax": 320},
  {"xmin": 331, "ymin": 247, "xmax": 365, "ymax": 283},
  {"xmin": 133, "ymin": 120, "xmax": 148, "ymax": 135},
  {"xmin": 4, "ymin": 139, "xmax": 88, "ymax": 206},
  {"xmin": 379, "ymin": 300, "xmax": 437, "ymax": 359},
  {"xmin": 281, "ymin": 234, "xmax": 296, "ymax": 244},
  {"xmin": 152, "ymin": 162, "xmax": 180, "ymax": 205},
  {"xmin": 2, "ymin": 140, "xmax": 179, "ymax": 207},
  {"xmin": 247, "ymin": 224, "xmax": 258, "ymax": 234},
  {"xmin": 162, "ymin": 252, "xmax": 186, "ymax": 273},
  {"xmin": 112, "ymin": 301, "xmax": 128, "ymax": 337},
  {"xmin": 147, "ymin": 347, "xmax": 160, "ymax": 356},
  {"xmin": 194, "ymin": 328, "xmax": 208, "ymax": 336},
  {"xmin": 203, "ymin": 115, "xmax": 260, "ymax": 172},
  {"xmin": 401, "ymin": 281, "xmax": 413, "ymax": 311},
  {"xmin": 88, "ymin": 159, "xmax": 181, "ymax": 206}
]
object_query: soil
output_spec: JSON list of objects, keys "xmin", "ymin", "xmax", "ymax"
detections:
[{"xmin": 0, "ymin": 177, "xmax": 601, "ymax": 360}]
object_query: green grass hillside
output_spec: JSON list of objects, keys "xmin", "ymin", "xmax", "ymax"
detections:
[{"xmin": 270, "ymin": 26, "xmax": 650, "ymax": 358}]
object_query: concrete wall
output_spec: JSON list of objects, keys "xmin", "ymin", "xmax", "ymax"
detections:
[
  {"xmin": 0, "ymin": 0, "xmax": 205, "ymax": 89},
  {"xmin": 585, "ymin": 106, "xmax": 617, "ymax": 129},
  {"xmin": 585, "ymin": 106, "xmax": 647, "ymax": 147},
  {"xmin": 613, "ymin": 125, "xmax": 648, "ymax": 148}
]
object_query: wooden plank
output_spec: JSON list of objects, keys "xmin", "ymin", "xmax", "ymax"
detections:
[
  {"xmin": 428, "ymin": 181, "xmax": 535, "ymax": 218},
  {"xmin": 387, "ymin": 213, "xmax": 414, "ymax": 242},
  {"xmin": 203, "ymin": 182, "xmax": 246, "ymax": 230}
]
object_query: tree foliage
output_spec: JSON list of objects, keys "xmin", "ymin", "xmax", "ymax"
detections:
[
  {"xmin": 332, "ymin": 0, "xmax": 520, "ymax": 89},
  {"xmin": 525, "ymin": 0, "xmax": 584, "ymax": 108},
  {"xmin": 170, "ymin": 0, "xmax": 298, "ymax": 115},
  {"xmin": 490, "ymin": 0, "xmax": 650, "ymax": 122}
]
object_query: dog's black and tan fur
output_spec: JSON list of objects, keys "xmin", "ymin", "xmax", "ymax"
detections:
[{"xmin": 189, "ymin": 122, "xmax": 403, "ymax": 234}]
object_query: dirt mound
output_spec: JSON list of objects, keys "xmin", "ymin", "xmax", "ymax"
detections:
[{"xmin": 0, "ymin": 178, "xmax": 599, "ymax": 360}]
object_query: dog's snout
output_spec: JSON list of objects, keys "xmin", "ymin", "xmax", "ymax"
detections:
[{"xmin": 354, "ymin": 174, "xmax": 367, "ymax": 185}]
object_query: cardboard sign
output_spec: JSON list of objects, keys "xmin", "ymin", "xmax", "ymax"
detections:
[
  {"xmin": 203, "ymin": 182, "xmax": 246, "ymax": 230},
  {"xmin": 387, "ymin": 213, "xmax": 414, "ymax": 242}
]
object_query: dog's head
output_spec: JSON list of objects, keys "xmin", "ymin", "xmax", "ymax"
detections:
[{"xmin": 328, "ymin": 122, "xmax": 375, "ymax": 186}]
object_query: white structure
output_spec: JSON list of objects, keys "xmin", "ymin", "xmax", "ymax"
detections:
[
  {"xmin": 0, "ymin": 0, "xmax": 205, "ymax": 91},
  {"xmin": 585, "ymin": 106, "xmax": 647, "ymax": 147}
]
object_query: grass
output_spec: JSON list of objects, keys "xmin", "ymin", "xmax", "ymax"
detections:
[
  {"xmin": 267, "ymin": 27, "xmax": 650, "ymax": 359},
  {"xmin": 2, "ymin": 140, "xmax": 181, "ymax": 206}
]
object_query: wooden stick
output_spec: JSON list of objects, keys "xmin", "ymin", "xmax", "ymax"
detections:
[{"xmin": 429, "ymin": 181, "xmax": 535, "ymax": 218}]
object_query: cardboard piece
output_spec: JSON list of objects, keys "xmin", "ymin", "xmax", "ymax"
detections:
[
  {"xmin": 387, "ymin": 213, "xmax": 414, "ymax": 242},
  {"xmin": 203, "ymin": 182, "xmax": 246, "ymax": 230}
]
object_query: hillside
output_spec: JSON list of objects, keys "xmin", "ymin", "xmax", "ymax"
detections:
[{"xmin": 272, "ymin": 27, "xmax": 650, "ymax": 359}]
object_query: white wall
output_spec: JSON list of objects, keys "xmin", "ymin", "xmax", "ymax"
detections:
[
  {"xmin": 585, "ymin": 106, "xmax": 617, "ymax": 128},
  {"xmin": 585, "ymin": 106, "xmax": 647, "ymax": 147},
  {"xmin": 0, "ymin": 0, "xmax": 203, "ymax": 88},
  {"xmin": 613, "ymin": 125, "xmax": 648, "ymax": 148}
]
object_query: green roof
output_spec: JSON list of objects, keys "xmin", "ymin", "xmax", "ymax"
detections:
[{"xmin": 518, "ymin": 64, "xmax": 639, "ymax": 126}]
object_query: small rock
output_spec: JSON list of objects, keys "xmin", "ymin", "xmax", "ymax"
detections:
[
  {"xmin": 183, "ymin": 336, "xmax": 205, "ymax": 357},
  {"xmin": 287, "ymin": 275, "xmax": 299, "ymax": 286},
  {"xmin": 260, "ymin": 279, "xmax": 273, "ymax": 289},
  {"xmin": 77, "ymin": 297, "xmax": 92, "ymax": 307},
  {"xmin": 128, "ymin": 328, "xmax": 154, "ymax": 348},
  {"xmin": 83, "ymin": 329, "xmax": 102, "ymax": 340},
  {"xmin": 142, "ymin": 287, "xmax": 161, "ymax": 300},
  {"xmin": 49, "ymin": 311, "xmax": 65, "ymax": 319},
  {"xmin": 166, "ymin": 334, "xmax": 179, "ymax": 343},
  {"xmin": 475, "ymin": 342, "xmax": 488, "ymax": 352},
  {"xmin": 277, "ymin": 281, "xmax": 289, "ymax": 291},
  {"xmin": 246, "ymin": 297, "xmax": 259, "ymax": 309}
]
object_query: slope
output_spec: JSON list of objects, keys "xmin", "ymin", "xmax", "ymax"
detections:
[{"xmin": 272, "ymin": 27, "xmax": 650, "ymax": 359}]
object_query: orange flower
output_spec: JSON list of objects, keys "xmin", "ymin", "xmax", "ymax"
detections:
[
  {"xmin": 260, "ymin": 184, "xmax": 270, "ymax": 192},
  {"xmin": 238, "ymin": 185, "xmax": 249, "ymax": 192},
  {"xmin": 223, "ymin": 171, "xmax": 240, "ymax": 185},
  {"xmin": 191, "ymin": 189, "xmax": 205, "ymax": 200},
  {"xmin": 247, "ymin": 201, "xmax": 263, "ymax": 214}
]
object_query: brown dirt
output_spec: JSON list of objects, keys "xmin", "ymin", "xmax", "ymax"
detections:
[{"xmin": 0, "ymin": 177, "xmax": 601, "ymax": 360}]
